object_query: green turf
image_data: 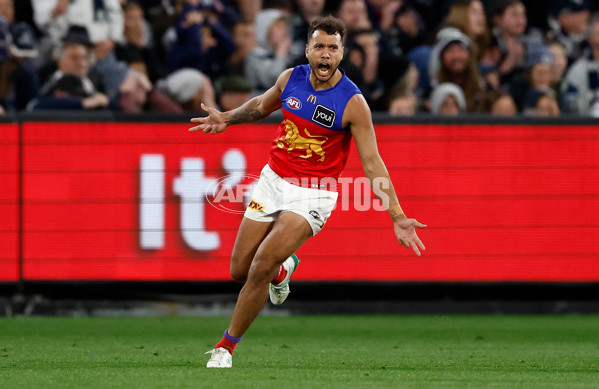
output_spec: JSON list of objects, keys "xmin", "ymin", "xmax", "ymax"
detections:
[{"xmin": 0, "ymin": 315, "xmax": 598, "ymax": 388}]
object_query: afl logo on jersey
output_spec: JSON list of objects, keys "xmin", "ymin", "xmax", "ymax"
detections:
[{"xmin": 286, "ymin": 97, "xmax": 302, "ymax": 110}]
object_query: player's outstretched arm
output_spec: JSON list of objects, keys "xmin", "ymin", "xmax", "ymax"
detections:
[
  {"xmin": 347, "ymin": 94, "xmax": 426, "ymax": 256},
  {"xmin": 188, "ymin": 69, "xmax": 293, "ymax": 134}
]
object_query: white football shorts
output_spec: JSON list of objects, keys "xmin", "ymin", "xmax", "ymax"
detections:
[{"xmin": 244, "ymin": 164, "xmax": 338, "ymax": 235}]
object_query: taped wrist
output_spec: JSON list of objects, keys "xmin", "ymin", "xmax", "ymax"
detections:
[{"xmin": 387, "ymin": 204, "xmax": 406, "ymax": 222}]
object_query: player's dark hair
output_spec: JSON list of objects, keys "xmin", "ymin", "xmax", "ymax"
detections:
[{"xmin": 307, "ymin": 15, "xmax": 346, "ymax": 43}]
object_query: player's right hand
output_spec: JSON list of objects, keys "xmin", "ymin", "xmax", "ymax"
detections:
[{"xmin": 189, "ymin": 103, "xmax": 228, "ymax": 134}]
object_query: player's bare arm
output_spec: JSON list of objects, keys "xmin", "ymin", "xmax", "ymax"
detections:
[
  {"xmin": 189, "ymin": 69, "xmax": 294, "ymax": 134},
  {"xmin": 346, "ymin": 94, "xmax": 427, "ymax": 256}
]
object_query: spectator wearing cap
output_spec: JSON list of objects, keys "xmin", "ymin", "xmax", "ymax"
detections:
[
  {"xmin": 0, "ymin": 0, "xmax": 40, "ymax": 111},
  {"xmin": 523, "ymin": 88, "xmax": 560, "ymax": 117},
  {"xmin": 546, "ymin": 0, "xmax": 592, "ymax": 64},
  {"xmin": 39, "ymin": 22, "xmax": 139, "ymax": 108},
  {"xmin": 74, "ymin": 36, "xmax": 179, "ymax": 114},
  {"xmin": 218, "ymin": 75, "xmax": 252, "ymax": 111},
  {"xmin": 39, "ymin": 26, "xmax": 109, "ymax": 101},
  {"xmin": 429, "ymin": 82, "xmax": 467, "ymax": 115},
  {"xmin": 37, "ymin": 24, "xmax": 149, "ymax": 113},
  {"xmin": 429, "ymin": 27, "xmax": 493, "ymax": 113},
  {"xmin": 509, "ymin": 42, "xmax": 555, "ymax": 111},
  {"xmin": 561, "ymin": 17, "xmax": 599, "ymax": 116},
  {"xmin": 46, "ymin": 24, "xmax": 168, "ymax": 113}
]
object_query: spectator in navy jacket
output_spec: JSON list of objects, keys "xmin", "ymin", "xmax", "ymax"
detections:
[{"xmin": 165, "ymin": 0, "xmax": 236, "ymax": 82}]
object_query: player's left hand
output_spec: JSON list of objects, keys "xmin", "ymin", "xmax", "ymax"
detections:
[
  {"xmin": 393, "ymin": 218, "xmax": 426, "ymax": 256},
  {"xmin": 189, "ymin": 103, "xmax": 228, "ymax": 134}
]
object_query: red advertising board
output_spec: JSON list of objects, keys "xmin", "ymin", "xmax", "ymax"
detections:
[
  {"xmin": 21, "ymin": 121, "xmax": 599, "ymax": 282},
  {"xmin": 0, "ymin": 122, "xmax": 20, "ymax": 282}
]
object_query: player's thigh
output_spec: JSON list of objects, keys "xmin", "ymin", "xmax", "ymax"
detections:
[
  {"xmin": 230, "ymin": 217, "xmax": 275, "ymax": 281},
  {"xmin": 250, "ymin": 211, "xmax": 312, "ymax": 279}
]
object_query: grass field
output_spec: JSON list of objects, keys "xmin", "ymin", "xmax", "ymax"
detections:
[{"xmin": 0, "ymin": 315, "xmax": 598, "ymax": 388}]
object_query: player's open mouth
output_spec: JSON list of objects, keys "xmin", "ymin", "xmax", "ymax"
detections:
[{"xmin": 317, "ymin": 63, "xmax": 331, "ymax": 76}]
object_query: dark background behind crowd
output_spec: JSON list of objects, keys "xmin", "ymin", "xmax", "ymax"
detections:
[{"xmin": 2, "ymin": 0, "xmax": 599, "ymax": 117}]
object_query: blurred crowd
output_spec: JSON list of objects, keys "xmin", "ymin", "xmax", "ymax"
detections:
[{"xmin": 2, "ymin": 0, "xmax": 599, "ymax": 117}]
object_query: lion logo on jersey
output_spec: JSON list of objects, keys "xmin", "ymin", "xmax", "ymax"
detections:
[{"xmin": 276, "ymin": 119, "xmax": 327, "ymax": 161}]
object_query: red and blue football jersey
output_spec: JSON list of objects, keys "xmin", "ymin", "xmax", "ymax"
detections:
[{"xmin": 268, "ymin": 65, "xmax": 362, "ymax": 190}]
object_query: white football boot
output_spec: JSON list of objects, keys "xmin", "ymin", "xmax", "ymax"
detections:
[
  {"xmin": 205, "ymin": 347, "xmax": 233, "ymax": 368},
  {"xmin": 269, "ymin": 254, "xmax": 300, "ymax": 305}
]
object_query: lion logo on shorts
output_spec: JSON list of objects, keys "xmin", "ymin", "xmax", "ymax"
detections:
[{"xmin": 276, "ymin": 119, "xmax": 327, "ymax": 161}]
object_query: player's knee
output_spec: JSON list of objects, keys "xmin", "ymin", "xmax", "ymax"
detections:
[
  {"xmin": 229, "ymin": 256, "xmax": 248, "ymax": 282},
  {"xmin": 229, "ymin": 265, "xmax": 247, "ymax": 282},
  {"xmin": 248, "ymin": 254, "xmax": 280, "ymax": 282}
]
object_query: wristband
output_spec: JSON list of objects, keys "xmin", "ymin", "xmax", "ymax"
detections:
[{"xmin": 387, "ymin": 204, "xmax": 406, "ymax": 222}]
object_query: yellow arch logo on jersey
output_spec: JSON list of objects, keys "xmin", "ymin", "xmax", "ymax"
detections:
[{"xmin": 276, "ymin": 119, "xmax": 327, "ymax": 161}]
